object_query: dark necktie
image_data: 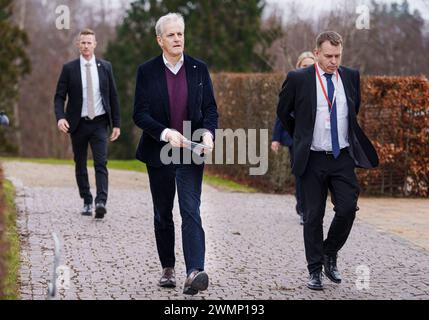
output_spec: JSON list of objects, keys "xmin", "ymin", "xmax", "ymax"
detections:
[{"xmin": 324, "ymin": 73, "xmax": 340, "ymax": 158}]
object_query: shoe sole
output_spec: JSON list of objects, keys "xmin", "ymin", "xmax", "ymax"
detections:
[
  {"xmin": 190, "ymin": 271, "xmax": 209, "ymax": 291},
  {"xmin": 323, "ymin": 271, "xmax": 341, "ymax": 284},
  {"xmin": 307, "ymin": 284, "xmax": 324, "ymax": 290},
  {"xmin": 81, "ymin": 212, "xmax": 92, "ymax": 216},
  {"xmin": 183, "ymin": 272, "xmax": 209, "ymax": 295},
  {"xmin": 159, "ymin": 281, "xmax": 176, "ymax": 288},
  {"xmin": 95, "ymin": 206, "xmax": 106, "ymax": 219},
  {"xmin": 183, "ymin": 286, "xmax": 199, "ymax": 295}
]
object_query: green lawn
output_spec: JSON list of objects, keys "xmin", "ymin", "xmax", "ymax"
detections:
[
  {"xmin": 1, "ymin": 157, "xmax": 147, "ymax": 173},
  {"xmin": 0, "ymin": 157, "xmax": 257, "ymax": 193},
  {"xmin": 0, "ymin": 179, "xmax": 20, "ymax": 300},
  {"xmin": 203, "ymin": 174, "xmax": 257, "ymax": 193}
]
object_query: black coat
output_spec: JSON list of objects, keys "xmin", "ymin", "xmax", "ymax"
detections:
[
  {"xmin": 277, "ymin": 64, "xmax": 379, "ymax": 176},
  {"xmin": 54, "ymin": 58, "xmax": 121, "ymax": 133},
  {"xmin": 133, "ymin": 54, "xmax": 218, "ymax": 167}
]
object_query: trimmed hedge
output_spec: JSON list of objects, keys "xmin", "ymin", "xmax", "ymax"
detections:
[
  {"xmin": 359, "ymin": 76, "xmax": 429, "ymax": 197},
  {"xmin": 208, "ymin": 73, "xmax": 429, "ymax": 197}
]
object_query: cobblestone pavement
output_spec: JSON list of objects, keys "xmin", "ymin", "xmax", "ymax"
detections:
[{"xmin": 3, "ymin": 161, "xmax": 429, "ymax": 300}]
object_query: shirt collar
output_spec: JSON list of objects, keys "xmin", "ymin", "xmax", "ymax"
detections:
[
  {"xmin": 162, "ymin": 54, "xmax": 184, "ymax": 69},
  {"xmin": 80, "ymin": 55, "xmax": 96, "ymax": 67},
  {"xmin": 316, "ymin": 62, "xmax": 339, "ymax": 80}
]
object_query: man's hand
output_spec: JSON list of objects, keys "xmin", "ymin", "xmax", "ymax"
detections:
[
  {"xmin": 202, "ymin": 133, "xmax": 214, "ymax": 155},
  {"xmin": 57, "ymin": 119, "xmax": 70, "ymax": 134},
  {"xmin": 166, "ymin": 130, "xmax": 186, "ymax": 148},
  {"xmin": 110, "ymin": 127, "xmax": 121, "ymax": 142},
  {"xmin": 271, "ymin": 141, "xmax": 281, "ymax": 154}
]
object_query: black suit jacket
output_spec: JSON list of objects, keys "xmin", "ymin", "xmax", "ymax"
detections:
[
  {"xmin": 133, "ymin": 54, "xmax": 218, "ymax": 167},
  {"xmin": 277, "ymin": 64, "xmax": 379, "ymax": 176},
  {"xmin": 54, "ymin": 58, "xmax": 120, "ymax": 133},
  {"xmin": 272, "ymin": 117, "xmax": 293, "ymax": 147}
]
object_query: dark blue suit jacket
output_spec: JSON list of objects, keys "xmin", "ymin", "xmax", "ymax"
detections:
[
  {"xmin": 133, "ymin": 54, "xmax": 218, "ymax": 167},
  {"xmin": 272, "ymin": 117, "xmax": 293, "ymax": 147},
  {"xmin": 54, "ymin": 58, "xmax": 121, "ymax": 134},
  {"xmin": 277, "ymin": 64, "xmax": 379, "ymax": 176}
]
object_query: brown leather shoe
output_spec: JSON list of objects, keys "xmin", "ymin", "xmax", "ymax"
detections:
[
  {"xmin": 158, "ymin": 268, "xmax": 176, "ymax": 288},
  {"xmin": 183, "ymin": 270, "xmax": 209, "ymax": 295}
]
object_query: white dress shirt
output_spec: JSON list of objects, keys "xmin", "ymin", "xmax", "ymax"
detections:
[
  {"xmin": 80, "ymin": 55, "xmax": 105, "ymax": 118},
  {"xmin": 163, "ymin": 54, "xmax": 184, "ymax": 75},
  {"xmin": 311, "ymin": 63, "xmax": 349, "ymax": 151}
]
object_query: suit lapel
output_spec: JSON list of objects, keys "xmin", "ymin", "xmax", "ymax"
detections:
[
  {"xmin": 338, "ymin": 66, "xmax": 355, "ymax": 115},
  {"xmin": 96, "ymin": 59, "xmax": 107, "ymax": 92},
  {"xmin": 73, "ymin": 59, "xmax": 83, "ymax": 100},
  {"xmin": 154, "ymin": 55, "xmax": 171, "ymax": 119},
  {"xmin": 184, "ymin": 54, "xmax": 198, "ymax": 118},
  {"xmin": 307, "ymin": 64, "xmax": 317, "ymax": 124}
]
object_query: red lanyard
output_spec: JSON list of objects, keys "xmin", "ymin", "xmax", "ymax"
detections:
[{"xmin": 315, "ymin": 65, "xmax": 339, "ymax": 112}]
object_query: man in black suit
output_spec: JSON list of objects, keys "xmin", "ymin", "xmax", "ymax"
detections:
[
  {"xmin": 133, "ymin": 13, "xmax": 218, "ymax": 295},
  {"xmin": 277, "ymin": 31, "xmax": 379, "ymax": 290},
  {"xmin": 54, "ymin": 29, "xmax": 121, "ymax": 219}
]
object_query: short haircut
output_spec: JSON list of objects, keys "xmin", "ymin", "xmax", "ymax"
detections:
[
  {"xmin": 78, "ymin": 28, "xmax": 96, "ymax": 40},
  {"xmin": 155, "ymin": 13, "xmax": 185, "ymax": 37},
  {"xmin": 316, "ymin": 31, "xmax": 343, "ymax": 49},
  {"xmin": 296, "ymin": 51, "xmax": 316, "ymax": 69}
]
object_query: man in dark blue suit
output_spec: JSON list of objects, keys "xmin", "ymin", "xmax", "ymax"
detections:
[
  {"xmin": 54, "ymin": 29, "xmax": 121, "ymax": 219},
  {"xmin": 277, "ymin": 31, "xmax": 378, "ymax": 290},
  {"xmin": 133, "ymin": 13, "xmax": 218, "ymax": 295}
]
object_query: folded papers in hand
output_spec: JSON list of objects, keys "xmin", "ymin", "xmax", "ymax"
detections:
[{"xmin": 182, "ymin": 140, "xmax": 212, "ymax": 155}]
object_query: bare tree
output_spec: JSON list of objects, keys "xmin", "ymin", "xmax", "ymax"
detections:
[
  {"xmin": 261, "ymin": 0, "xmax": 429, "ymax": 77},
  {"xmin": 13, "ymin": 0, "xmax": 129, "ymax": 158}
]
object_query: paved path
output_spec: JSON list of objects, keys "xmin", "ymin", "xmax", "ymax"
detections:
[{"xmin": 3, "ymin": 161, "xmax": 429, "ymax": 300}]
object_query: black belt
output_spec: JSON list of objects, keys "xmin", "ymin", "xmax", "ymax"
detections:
[
  {"xmin": 82, "ymin": 114, "xmax": 107, "ymax": 121},
  {"xmin": 311, "ymin": 147, "xmax": 349, "ymax": 155}
]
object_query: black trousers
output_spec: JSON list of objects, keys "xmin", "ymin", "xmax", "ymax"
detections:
[
  {"xmin": 301, "ymin": 149, "xmax": 360, "ymax": 274},
  {"xmin": 71, "ymin": 116, "xmax": 108, "ymax": 205}
]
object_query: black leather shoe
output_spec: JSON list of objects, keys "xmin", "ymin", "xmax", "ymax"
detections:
[
  {"xmin": 183, "ymin": 270, "xmax": 209, "ymax": 295},
  {"xmin": 323, "ymin": 254, "xmax": 342, "ymax": 283},
  {"xmin": 295, "ymin": 204, "xmax": 301, "ymax": 216},
  {"xmin": 158, "ymin": 267, "xmax": 176, "ymax": 288},
  {"xmin": 95, "ymin": 202, "xmax": 107, "ymax": 219},
  {"xmin": 81, "ymin": 204, "xmax": 92, "ymax": 216},
  {"xmin": 307, "ymin": 271, "xmax": 324, "ymax": 290}
]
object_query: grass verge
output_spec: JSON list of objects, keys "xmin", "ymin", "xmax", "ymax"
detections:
[
  {"xmin": 1, "ymin": 157, "xmax": 257, "ymax": 193},
  {"xmin": 0, "ymin": 179, "xmax": 20, "ymax": 300}
]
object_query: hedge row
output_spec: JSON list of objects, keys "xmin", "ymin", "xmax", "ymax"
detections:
[{"xmin": 207, "ymin": 73, "xmax": 429, "ymax": 197}]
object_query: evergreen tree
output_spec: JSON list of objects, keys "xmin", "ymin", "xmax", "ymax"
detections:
[
  {"xmin": 0, "ymin": 0, "xmax": 30, "ymax": 154},
  {"xmin": 105, "ymin": 0, "xmax": 267, "ymax": 158},
  {"xmin": 185, "ymin": 0, "xmax": 267, "ymax": 72}
]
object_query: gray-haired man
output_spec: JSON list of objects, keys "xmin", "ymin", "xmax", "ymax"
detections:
[{"xmin": 133, "ymin": 13, "xmax": 218, "ymax": 295}]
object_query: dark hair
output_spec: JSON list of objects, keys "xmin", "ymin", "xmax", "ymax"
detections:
[
  {"xmin": 316, "ymin": 31, "xmax": 343, "ymax": 49},
  {"xmin": 79, "ymin": 28, "xmax": 96, "ymax": 38}
]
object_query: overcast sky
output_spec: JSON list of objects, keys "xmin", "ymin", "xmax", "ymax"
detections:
[
  {"xmin": 90, "ymin": 0, "xmax": 429, "ymax": 23},
  {"xmin": 265, "ymin": 0, "xmax": 429, "ymax": 20}
]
